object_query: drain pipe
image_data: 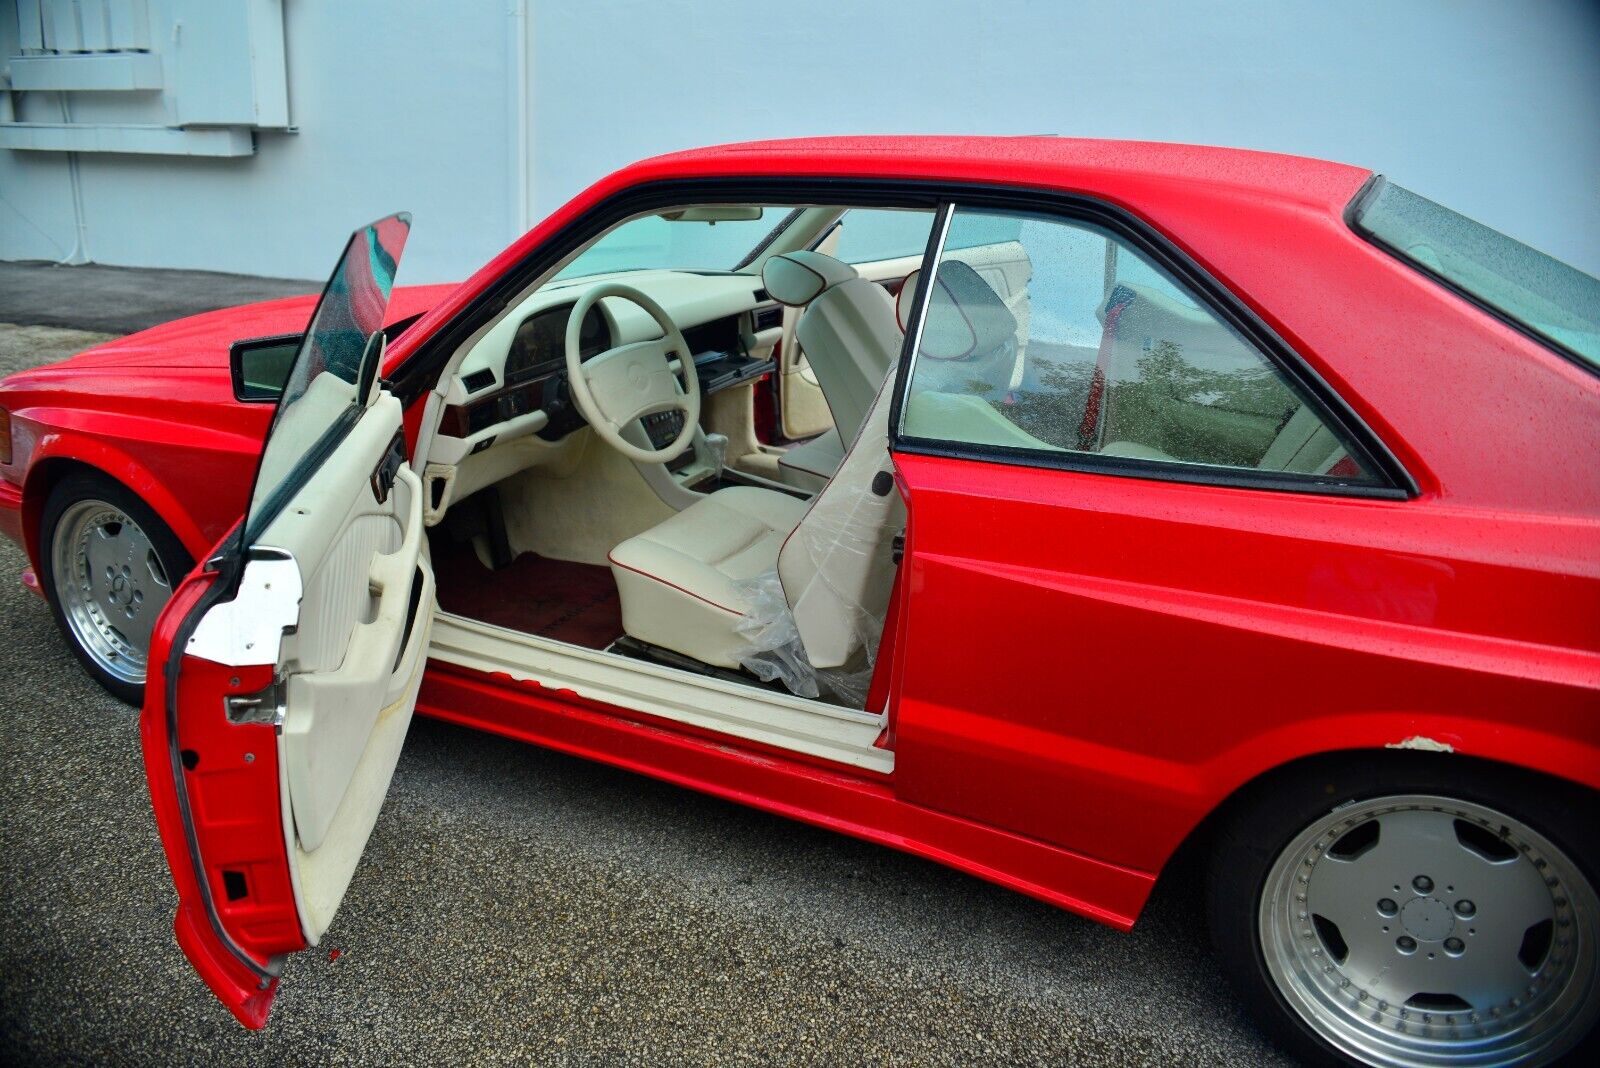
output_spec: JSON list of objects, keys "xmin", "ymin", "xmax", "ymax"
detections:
[
  {"xmin": 55, "ymin": 90, "xmax": 91, "ymax": 266},
  {"xmin": 507, "ymin": 0, "xmax": 530, "ymax": 237}
]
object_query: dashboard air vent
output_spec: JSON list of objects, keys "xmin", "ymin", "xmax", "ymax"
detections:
[{"xmin": 462, "ymin": 368, "xmax": 495, "ymax": 394}]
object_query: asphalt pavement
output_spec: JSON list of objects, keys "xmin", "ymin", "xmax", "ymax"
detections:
[
  {"xmin": 0, "ymin": 261, "xmax": 313, "ymax": 334},
  {"xmin": 0, "ymin": 269, "xmax": 1293, "ymax": 1066}
]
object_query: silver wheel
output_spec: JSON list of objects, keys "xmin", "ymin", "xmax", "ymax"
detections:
[
  {"xmin": 1260, "ymin": 794, "xmax": 1599, "ymax": 1067},
  {"xmin": 49, "ymin": 499, "xmax": 174, "ymax": 685}
]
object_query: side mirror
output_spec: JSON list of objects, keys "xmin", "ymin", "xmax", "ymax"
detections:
[{"xmin": 230, "ymin": 334, "xmax": 302, "ymax": 402}]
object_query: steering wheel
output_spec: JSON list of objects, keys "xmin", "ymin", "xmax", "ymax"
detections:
[{"xmin": 564, "ymin": 283, "xmax": 701, "ymax": 464}]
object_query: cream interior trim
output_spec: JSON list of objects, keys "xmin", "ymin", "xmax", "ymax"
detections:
[
  {"xmin": 496, "ymin": 427, "xmax": 675, "ymax": 565},
  {"xmin": 284, "ymin": 638, "xmax": 428, "ymax": 945},
  {"xmin": 428, "ymin": 613, "xmax": 893, "ymax": 775},
  {"xmin": 243, "ymin": 392, "xmax": 435, "ymax": 946}
]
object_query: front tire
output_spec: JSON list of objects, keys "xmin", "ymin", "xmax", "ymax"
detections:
[
  {"xmin": 40, "ymin": 471, "xmax": 192, "ymax": 706},
  {"xmin": 1208, "ymin": 756, "xmax": 1599, "ymax": 1068}
]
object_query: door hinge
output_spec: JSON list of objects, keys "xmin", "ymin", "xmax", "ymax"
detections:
[
  {"xmin": 891, "ymin": 528, "xmax": 906, "ymax": 565},
  {"xmin": 225, "ymin": 677, "xmax": 288, "ymax": 728}
]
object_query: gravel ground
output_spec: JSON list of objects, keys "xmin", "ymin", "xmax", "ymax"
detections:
[{"xmin": 0, "ymin": 318, "xmax": 1294, "ymax": 1066}]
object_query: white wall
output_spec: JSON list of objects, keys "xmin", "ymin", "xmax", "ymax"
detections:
[
  {"xmin": 532, "ymin": 0, "xmax": 1600, "ymax": 279},
  {"xmin": 0, "ymin": 1, "xmax": 520, "ymax": 282},
  {"xmin": 4, "ymin": 1, "xmax": 1599, "ymax": 284}
]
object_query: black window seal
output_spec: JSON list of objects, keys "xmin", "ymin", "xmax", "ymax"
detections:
[
  {"xmin": 387, "ymin": 175, "xmax": 1413, "ymax": 499},
  {"xmin": 1346, "ymin": 174, "xmax": 1600, "ymax": 379}
]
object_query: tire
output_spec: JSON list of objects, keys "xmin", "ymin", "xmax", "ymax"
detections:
[
  {"xmin": 39, "ymin": 471, "xmax": 193, "ymax": 706},
  {"xmin": 1207, "ymin": 754, "xmax": 1599, "ymax": 1068}
]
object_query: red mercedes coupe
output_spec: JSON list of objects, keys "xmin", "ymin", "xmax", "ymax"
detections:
[{"xmin": 2, "ymin": 138, "xmax": 1597, "ymax": 1068}]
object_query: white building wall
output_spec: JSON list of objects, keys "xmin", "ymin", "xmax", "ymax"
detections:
[
  {"xmin": 3, "ymin": 1, "xmax": 1598, "ymax": 285},
  {"xmin": 1, "ymin": 1, "xmax": 520, "ymax": 282}
]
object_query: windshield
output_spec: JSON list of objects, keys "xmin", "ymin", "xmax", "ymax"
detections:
[
  {"xmin": 1351, "ymin": 179, "xmax": 1600, "ymax": 371},
  {"xmin": 245, "ymin": 213, "xmax": 410, "ymax": 541},
  {"xmin": 555, "ymin": 208, "xmax": 787, "ymax": 279}
]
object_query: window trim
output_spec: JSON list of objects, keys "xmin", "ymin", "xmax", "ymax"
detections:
[{"xmin": 888, "ymin": 191, "xmax": 1415, "ymax": 500}]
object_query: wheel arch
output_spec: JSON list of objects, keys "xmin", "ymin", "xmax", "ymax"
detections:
[
  {"xmin": 23, "ymin": 438, "xmax": 210, "ymax": 569},
  {"xmin": 1162, "ymin": 738, "xmax": 1600, "ymax": 891}
]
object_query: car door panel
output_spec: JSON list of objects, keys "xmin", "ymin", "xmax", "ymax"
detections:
[
  {"xmin": 264, "ymin": 405, "xmax": 429, "ymax": 860},
  {"xmin": 143, "ymin": 389, "xmax": 430, "ymax": 1023},
  {"xmin": 140, "ymin": 215, "xmax": 426, "ymax": 1028}
]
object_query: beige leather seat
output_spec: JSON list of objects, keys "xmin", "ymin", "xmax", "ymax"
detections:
[
  {"xmin": 608, "ymin": 379, "xmax": 905, "ymax": 683},
  {"xmin": 762, "ymin": 250, "xmax": 903, "ymax": 488},
  {"xmin": 774, "ymin": 376, "xmax": 903, "ymax": 673},
  {"xmin": 776, "ymin": 427, "xmax": 844, "ymax": 494},
  {"xmin": 608, "ymin": 487, "xmax": 808, "ymax": 668}
]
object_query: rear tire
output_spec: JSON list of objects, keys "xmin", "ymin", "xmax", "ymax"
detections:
[
  {"xmin": 1206, "ymin": 755, "xmax": 1599, "ymax": 1068},
  {"xmin": 39, "ymin": 471, "xmax": 192, "ymax": 706}
]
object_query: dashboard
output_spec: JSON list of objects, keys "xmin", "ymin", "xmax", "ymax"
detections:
[
  {"xmin": 438, "ymin": 271, "xmax": 782, "ymax": 453},
  {"xmin": 505, "ymin": 303, "xmax": 609, "ymax": 383}
]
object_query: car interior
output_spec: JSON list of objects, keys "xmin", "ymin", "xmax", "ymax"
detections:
[
  {"xmin": 413, "ymin": 204, "xmax": 933, "ymax": 742},
  {"xmin": 409, "ymin": 199, "xmax": 1371, "ymax": 765}
]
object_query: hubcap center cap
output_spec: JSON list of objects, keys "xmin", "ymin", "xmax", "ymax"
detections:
[{"xmin": 1399, "ymin": 895, "xmax": 1455, "ymax": 941}]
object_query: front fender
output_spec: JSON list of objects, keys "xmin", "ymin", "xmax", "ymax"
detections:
[{"xmin": 22, "ymin": 424, "xmax": 233, "ymax": 568}]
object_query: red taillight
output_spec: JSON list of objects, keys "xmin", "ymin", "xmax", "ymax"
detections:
[{"xmin": 0, "ymin": 408, "xmax": 11, "ymax": 466}]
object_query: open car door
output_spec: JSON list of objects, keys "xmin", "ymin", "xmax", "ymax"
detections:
[{"xmin": 139, "ymin": 214, "xmax": 433, "ymax": 1029}]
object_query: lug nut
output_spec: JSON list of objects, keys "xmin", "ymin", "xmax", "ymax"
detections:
[
  {"xmin": 1455, "ymin": 899, "xmax": 1476, "ymax": 917},
  {"xmin": 1444, "ymin": 937, "xmax": 1465, "ymax": 955},
  {"xmin": 1397, "ymin": 936, "xmax": 1418, "ymax": 953},
  {"xmin": 1377, "ymin": 898, "xmax": 1398, "ymax": 916},
  {"xmin": 1413, "ymin": 875, "xmax": 1434, "ymax": 893}
]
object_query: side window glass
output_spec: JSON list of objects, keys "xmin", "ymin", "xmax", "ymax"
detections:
[
  {"xmin": 900, "ymin": 207, "xmax": 1376, "ymax": 483},
  {"xmin": 830, "ymin": 208, "xmax": 937, "ymax": 266}
]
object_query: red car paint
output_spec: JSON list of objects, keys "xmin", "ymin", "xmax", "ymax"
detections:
[
  {"xmin": 0, "ymin": 285, "xmax": 451, "ymax": 565},
  {"xmin": 139, "ymin": 560, "xmax": 295, "ymax": 1028},
  {"xmin": 3, "ymin": 138, "xmax": 1596, "ymax": 1029}
]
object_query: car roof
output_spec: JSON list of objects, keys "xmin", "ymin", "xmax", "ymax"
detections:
[{"xmin": 624, "ymin": 136, "xmax": 1371, "ymax": 218}]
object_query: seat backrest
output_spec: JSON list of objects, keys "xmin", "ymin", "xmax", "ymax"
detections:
[
  {"xmin": 762, "ymin": 250, "xmax": 902, "ymax": 443},
  {"xmin": 776, "ymin": 371, "xmax": 904, "ymax": 673}
]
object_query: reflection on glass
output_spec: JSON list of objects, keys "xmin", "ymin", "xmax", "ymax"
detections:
[
  {"xmin": 247, "ymin": 213, "xmax": 411, "ymax": 539},
  {"xmin": 903, "ymin": 207, "xmax": 1374, "ymax": 482}
]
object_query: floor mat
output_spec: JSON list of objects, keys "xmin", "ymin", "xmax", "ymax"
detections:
[{"xmin": 432, "ymin": 538, "xmax": 623, "ymax": 650}]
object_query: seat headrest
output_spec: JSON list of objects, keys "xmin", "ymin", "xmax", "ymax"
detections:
[
  {"xmin": 915, "ymin": 259, "xmax": 1017, "ymax": 360},
  {"xmin": 895, "ymin": 268, "xmax": 921, "ymax": 332},
  {"xmin": 762, "ymin": 251, "xmax": 859, "ymax": 307}
]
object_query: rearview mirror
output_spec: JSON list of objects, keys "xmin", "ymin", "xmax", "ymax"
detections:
[
  {"xmin": 230, "ymin": 334, "xmax": 302, "ymax": 402},
  {"xmin": 657, "ymin": 206, "xmax": 764, "ymax": 222}
]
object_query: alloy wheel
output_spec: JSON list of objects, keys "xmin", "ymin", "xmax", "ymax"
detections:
[
  {"xmin": 1259, "ymin": 793, "xmax": 1598, "ymax": 1067},
  {"xmin": 49, "ymin": 499, "xmax": 174, "ymax": 686}
]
